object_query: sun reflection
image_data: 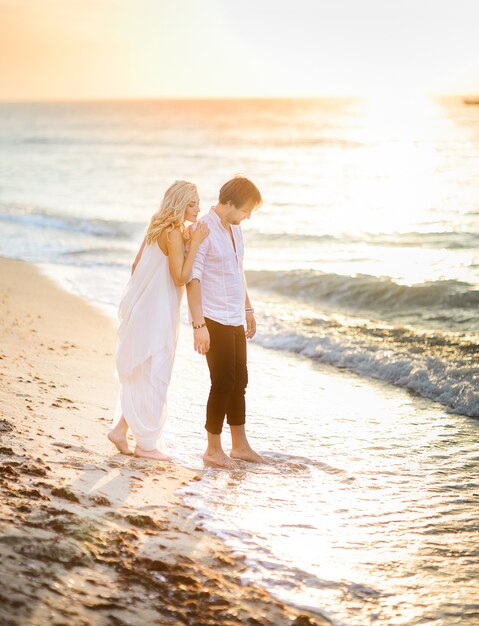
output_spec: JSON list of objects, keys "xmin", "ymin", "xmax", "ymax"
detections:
[
  {"xmin": 243, "ymin": 93, "xmax": 471, "ymax": 288},
  {"xmin": 341, "ymin": 94, "xmax": 450, "ymax": 241},
  {"xmin": 358, "ymin": 91, "xmax": 443, "ymax": 139}
]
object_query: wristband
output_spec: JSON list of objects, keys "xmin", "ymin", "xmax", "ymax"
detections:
[{"xmin": 192, "ymin": 321, "xmax": 206, "ymax": 329}]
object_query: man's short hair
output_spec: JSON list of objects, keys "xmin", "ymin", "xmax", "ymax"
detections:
[{"xmin": 219, "ymin": 176, "xmax": 262, "ymax": 209}]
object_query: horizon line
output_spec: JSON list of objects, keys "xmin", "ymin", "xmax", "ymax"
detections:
[{"xmin": 0, "ymin": 92, "xmax": 476, "ymax": 104}]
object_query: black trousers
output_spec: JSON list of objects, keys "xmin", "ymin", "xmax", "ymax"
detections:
[{"xmin": 204, "ymin": 317, "xmax": 248, "ymax": 435}]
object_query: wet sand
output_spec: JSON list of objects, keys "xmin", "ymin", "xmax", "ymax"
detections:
[{"xmin": 0, "ymin": 256, "xmax": 326, "ymax": 626}]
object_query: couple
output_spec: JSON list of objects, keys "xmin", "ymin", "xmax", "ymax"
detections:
[{"xmin": 108, "ymin": 176, "xmax": 266, "ymax": 469}]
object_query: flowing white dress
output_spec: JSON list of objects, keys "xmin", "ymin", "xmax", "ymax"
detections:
[{"xmin": 112, "ymin": 242, "xmax": 184, "ymax": 451}]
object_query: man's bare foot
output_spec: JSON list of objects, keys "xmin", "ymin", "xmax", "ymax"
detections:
[
  {"xmin": 107, "ymin": 430, "xmax": 130, "ymax": 455},
  {"xmin": 203, "ymin": 450, "xmax": 238, "ymax": 469},
  {"xmin": 230, "ymin": 447, "xmax": 268, "ymax": 463},
  {"xmin": 134, "ymin": 446, "xmax": 171, "ymax": 461}
]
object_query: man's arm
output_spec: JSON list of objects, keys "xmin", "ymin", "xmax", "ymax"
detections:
[
  {"xmin": 186, "ymin": 279, "xmax": 210, "ymax": 355},
  {"xmin": 244, "ymin": 274, "xmax": 256, "ymax": 339}
]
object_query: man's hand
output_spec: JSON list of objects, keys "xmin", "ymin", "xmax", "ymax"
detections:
[
  {"xmin": 194, "ymin": 326, "xmax": 210, "ymax": 355},
  {"xmin": 245, "ymin": 311, "xmax": 256, "ymax": 339}
]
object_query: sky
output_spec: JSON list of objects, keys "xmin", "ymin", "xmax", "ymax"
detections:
[{"xmin": 0, "ymin": 0, "xmax": 478, "ymax": 100}]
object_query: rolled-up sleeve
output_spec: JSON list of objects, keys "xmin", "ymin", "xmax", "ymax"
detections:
[{"xmin": 187, "ymin": 236, "xmax": 209, "ymax": 284}]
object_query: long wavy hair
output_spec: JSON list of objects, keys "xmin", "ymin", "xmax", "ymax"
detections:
[{"xmin": 145, "ymin": 180, "xmax": 198, "ymax": 245}]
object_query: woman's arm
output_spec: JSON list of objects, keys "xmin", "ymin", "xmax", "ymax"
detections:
[
  {"xmin": 165, "ymin": 225, "xmax": 209, "ymax": 287},
  {"xmin": 131, "ymin": 238, "xmax": 146, "ymax": 275}
]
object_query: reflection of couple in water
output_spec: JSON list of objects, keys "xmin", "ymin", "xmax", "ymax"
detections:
[{"xmin": 108, "ymin": 176, "xmax": 266, "ymax": 468}]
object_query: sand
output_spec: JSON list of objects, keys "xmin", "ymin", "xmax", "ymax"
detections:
[{"xmin": 0, "ymin": 256, "xmax": 326, "ymax": 626}]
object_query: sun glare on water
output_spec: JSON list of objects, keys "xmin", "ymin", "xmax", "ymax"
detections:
[{"xmin": 320, "ymin": 92, "xmax": 458, "ymax": 286}]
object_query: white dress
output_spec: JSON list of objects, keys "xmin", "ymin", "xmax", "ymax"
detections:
[{"xmin": 112, "ymin": 242, "xmax": 184, "ymax": 451}]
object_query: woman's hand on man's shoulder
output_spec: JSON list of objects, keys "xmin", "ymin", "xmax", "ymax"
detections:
[{"xmin": 190, "ymin": 222, "xmax": 210, "ymax": 245}]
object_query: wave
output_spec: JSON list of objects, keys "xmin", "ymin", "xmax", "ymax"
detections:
[
  {"xmin": 245, "ymin": 229, "xmax": 479, "ymax": 250},
  {"xmin": 0, "ymin": 205, "xmax": 144, "ymax": 240},
  {"xmin": 59, "ymin": 247, "xmax": 132, "ymax": 269},
  {"xmin": 254, "ymin": 319, "xmax": 479, "ymax": 418},
  {"xmin": 3, "ymin": 205, "xmax": 476, "ymax": 252},
  {"xmin": 246, "ymin": 270, "xmax": 479, "ymax": 316}
]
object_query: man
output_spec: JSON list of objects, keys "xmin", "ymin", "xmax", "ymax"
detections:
[{"xmin": 186, "ymin": 176, "xmax": 266, "ymax": 468}]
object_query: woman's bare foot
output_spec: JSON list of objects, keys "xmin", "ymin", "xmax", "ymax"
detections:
[
  {"xmin": 203, "ymin": 450, "xmax": 238, "ymax": 469},
  {"xmin": 230, "ymin": 447, "xmax": 268, "ymax": 463},
  {"xmin": 107, "ymin": 430, "xmax": 130, "ymax": 455},
  {"xmin": 134, "ymin": 446, "xmax": 172, "ymax": 461}
]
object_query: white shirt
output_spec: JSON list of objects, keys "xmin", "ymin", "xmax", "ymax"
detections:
[{"xmin": 188, "ymin": 207, "xmax": 246, "ymax": 326}]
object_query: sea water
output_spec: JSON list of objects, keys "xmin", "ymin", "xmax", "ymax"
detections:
[{"xmin": 1, "ymin": 97, "xmax": 478, "ymax": 624}]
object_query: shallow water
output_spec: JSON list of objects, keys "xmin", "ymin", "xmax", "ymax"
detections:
[
  {"xmin": 164, "ymin": 331, "xmax": 479, "ymax": 625},
  {"xmin": 1, "ymin": 97, "xmax": 479, "ymax": 624}
]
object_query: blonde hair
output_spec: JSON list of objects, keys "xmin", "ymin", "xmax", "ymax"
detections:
[{"xmin": 145, "ymin": 180, "xmax": 198, "ymax": 245}]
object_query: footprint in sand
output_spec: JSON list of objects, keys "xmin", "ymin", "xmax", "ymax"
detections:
[
  {"xmin": 50, "ymin": 486, "xmax": 80, "ymax": 503},
  {"xmin": 61, "ymin": 342, "xmax": 78, "ymax": 350},
  {"xmin": 51, "ymin": 441, "xmax": 91, "ymax": 454},
  {"xmin": 89, "ymin": 494, "xmax": 111, "ymax": 506},
  {"xmin": 51, "ymin": 442, "xmax": 72, "ymax": 450},
  {"xmin": 126, "ymin": 513, "xmax": 164, "ymax": 530},
  {"xmin": 57, "ymin": 396, "xmax": 74, "ymax": 403},
  {"xmin": 51, "ymin": 396, "xmax": 79, "ymax": 410},
  {"xmin": 0, "ymin": 419, "xmax": 13, "ymax": 432}
]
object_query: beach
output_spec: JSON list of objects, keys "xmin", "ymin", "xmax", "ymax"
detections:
[
  {"xmin": 0, "ymin": 256, "xmax": 325, "ymax": 626},
  {"xmin": 1, "ymin": 97, "xmax": 478, "ymax": 625}
]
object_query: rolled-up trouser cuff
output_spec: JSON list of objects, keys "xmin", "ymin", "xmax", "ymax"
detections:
[{"xmin": 205, "ymin": 422, "xmax": 223, "ymax": 435}]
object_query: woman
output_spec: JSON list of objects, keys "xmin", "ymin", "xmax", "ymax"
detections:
[{"xmin": 108, "ymin": 181, "xmax": 209, "ymax": 460}]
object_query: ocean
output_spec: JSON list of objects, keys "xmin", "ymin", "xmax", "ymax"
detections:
[{"xmin": 1, "ymin": 97, "xmax": 478, "ymax": 625}]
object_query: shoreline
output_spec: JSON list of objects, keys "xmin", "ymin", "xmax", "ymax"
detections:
[{"xmin": 0, "ymin": 256, "xmax": 326, "ymax": 626}]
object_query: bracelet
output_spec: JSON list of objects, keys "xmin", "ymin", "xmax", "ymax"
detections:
[
  {"xmin": 245, "ymin": 307, "xmax": 254, "ymax": 313},
  {"xmin": 192, "ymin": 321, "xmax": 206, "ymax": 329}
]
